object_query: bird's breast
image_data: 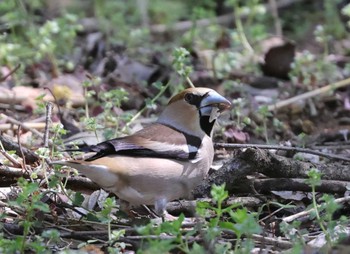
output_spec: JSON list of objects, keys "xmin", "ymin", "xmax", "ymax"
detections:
[{"xmin": 80, "ymin": 149, "xmax": 212, "ymax": 205}]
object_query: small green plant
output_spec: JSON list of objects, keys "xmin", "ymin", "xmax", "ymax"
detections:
[
  {"xmin": 0, "ymin": 1, "xmax": 81, "ymax": 76},
  {"xmin": 256, "ymin": 105, "xmax": 272, "ymax": 143},
  {"xmin": 81, "ymin": 77, "xmax": 100, "ymax": 118},
  {"xmin": 97, "ymin": 197, "xmax": 117, "ymax": 242},
  {"xmin": 280, "ymin": 168, "xmax": 349, "ymax": 251},
  {"xmin": 279, "ymin": 220, "xmax": 305, "ymax": 252},
  {"xmin": 137, "ymin": 215, "xmax": 188, "ymax": 253},
  {"xmin": 231, "ymin": 98, "xmax": 251, "ymax": 130},
  {"xmin": 324, "ymin": 0, "xmax": 346, "ymax": 39},
  {"xmin": 304, "ymin": 168, "xmax": 330, "ymax": 243},
  {"xmin": 341, "ymin": 3, "xmax": 350, "ymax": 29},
  {"xmin": 137, "ymin": 184, "xmax": 260, "ymax": 253},
  {"xmin": 314, "ymin": 25, "xmax": 332, "ymax": 58},
  {"xmin": 304, "ymin": 168, "xmax": 349, "ymax": 249},
  {"xmin": 297, "ymin": 132, "xmax": 307, "ymax": 148},
  {"xmin": 225, "ymin": 0, "xmax": 267, "ymax": 52},
  {"xmin": 289, "ymin": 50, "xmax": 340, "ymax": 88},
  {"xmin": 99, "ymin": 88, "xmax": 129, "ymax": 136},
  {"xmin": 81, "ymin": 76, "xmax": 130, "ymax": 139},
  {"xmin": 5, "ymin": 178, "xmax": 50, "ymax": 253},
  {"xmin": 172, "ymin": 47, "xmax": 195, "ymax": 88},
  {"xmin": 50, "ymin": 123, "xmax": 68, "ymax": 155},
  {"xmin": 198, "ymin": 184, "xmax": 261, "ymax": 253}
]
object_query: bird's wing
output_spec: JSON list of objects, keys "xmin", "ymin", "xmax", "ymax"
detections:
[{"xmin": 82, "ymin": 123, "xmax": 203, "ymax": 161}]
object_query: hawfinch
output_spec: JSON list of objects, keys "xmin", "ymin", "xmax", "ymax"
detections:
[{"xmin": 55, "ymin": 87, "xmax": 231, "ymax": 217}]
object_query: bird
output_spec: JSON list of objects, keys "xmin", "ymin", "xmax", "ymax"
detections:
[{"xmin": 54, "ymin": 87, "xmax": 231, "ymax": 218}]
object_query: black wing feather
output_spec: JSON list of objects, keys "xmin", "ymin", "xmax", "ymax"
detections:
[{"xmin": 76, "ymin": 124, "xmax": 202, "ymax": 162}]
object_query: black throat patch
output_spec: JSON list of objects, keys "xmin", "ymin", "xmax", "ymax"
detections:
[{"xmin": 200, "ymin": 116, "xmax": 215, "ymax": 136}]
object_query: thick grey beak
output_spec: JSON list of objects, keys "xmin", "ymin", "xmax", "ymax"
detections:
[{"xmin": 199, "ymin": 91, "xmax": 231, "ymax": 117}]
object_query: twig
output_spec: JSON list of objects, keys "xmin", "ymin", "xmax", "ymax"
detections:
[
  {"xmin": 0, "ymin": 103, "xmax": 26, "ymax": 112},
  {"xmin": 186, "ymin": 77, "xmax": 195, "ymax": 88},
  {"xmin": 166, "ymin": 197, "xmax": 262, "ymax": 215},
  {"xmin": 0, "ymin": 64, "xmax": 21, "ymax": 82},
  {"xmin": 267, "ymin": 77, "xmax": 350, "ymax": 111},
  {"xmin": 0, "ymin": 113, "xmax": 53, "ymax": 146},
  {"xmin": 259, "ymin": 201, "xmax": 294, "ymax": 223},
  {"xmin": 0, "ymin": 146, "xmax": 22, "ymax": 168},
  {"xmin": 0, "ymin": 90, "xmax": 85, "ymax": 107},
  {"xmin": 282, "ymin": 196, "xmax": 350, "ymax": 223},
  {"xmin": 0, "ymin": 165, "xmax": 28, "ymax": 178},
  {"xmin": 254, "ymin": 178, "xmax": 350, "ymax": 194},
  {"xmin": 312, "ymin": 144, "xmax": 350, "ymax": 150},
  {"xmin": 0, "ymin": 122, "xmax": 59, "ymax": 131},
  {"xmin": 252, "ymin": 234, "xmax": 293, "ymax": 249},
  {"xmin": 43, "ymin": 102, "xmax": 53, "ymax": 147},
  {"xmin": 222, "ymin": 229, "xmax": 293, "ymax": 249},
  {"xmin": 16, "ymin": 125, "xmax": 28, "ymax": 173},
  {"xmin": 215, "ymin": 143, "xmax": 350, "ymax": 162},
  {"xmin": 0, "ymin": 165, "xmax": 100, "ymax": 191}
]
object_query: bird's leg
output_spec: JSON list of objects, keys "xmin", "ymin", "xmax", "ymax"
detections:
[
  {"xmin": 155, "ymin": 197, "xmax": 167, "ymax": 221},
  {"xmin": 154, "ymin": 197, "xmax": 170, "ymax": 222},
  {"xmin": 154, "ymin": 197, "xmax": 180, "ymax": 222},
  {"xmin": 118, "ymin": 199, "xmax": 139, "ymax": 218}
]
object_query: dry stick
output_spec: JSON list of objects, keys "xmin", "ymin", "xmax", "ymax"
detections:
[
  {"xmin": 222, "ymin": 229, "xmax": 293, "ymax": 249},
  {"xmin": 253, "ymin": 178, "xmax": 350, "ymax": 194},
  {"xmin": 0, "ymin": 113, "xmax": 52, "ymax": 146},
  {"xmin": 0, "ymin": 122, "xmax": 60, "ymax": 131},
  {"xmin": 0, "ymin": 135, "xmax": 39, "ymax": 164},
  {"xmin": 0, "ymin": 165, "xmax": 99, "ymax": 191},
  {"xmin": 267, "ymin": 77, "xmax": 350, "ymax": 111},
  {"xmin": 0, "ymin": 103, "xmax": 26, "ymax": 112},
  {"xmin": 259, "ymin": 201, "xmax": 294, "ymax": 223},
  {"xmin": 282, "ymin": 196, "xmax": 350, "ymax": 223},
  {"xmin": 0, "ymin": 150, "xmax": 22, "ymax": 168},
  {"xmin": 251, "ymin": 234, "xmax": 293, "ymax": 249},
  {"xmin": 16, "ymin": 125, "xmax": 28, "ymax": 173},
  {"xmin": 43, "ymin": 102, "xmax": 53, "ymax": 147},
  {"xmin": 0, "ymin": 92, "xmax": 85, "ymax": 107},
  {"xmin": 215, "ymin": 143, "xmax": 350, "ymax": 162},
  {"xmin": 0, "ymin": 64, "xmax": 21, "ymax": 82}
]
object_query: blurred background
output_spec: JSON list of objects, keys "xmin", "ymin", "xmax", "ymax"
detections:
[{"xmin": 1, "ymin": 0, "xmax": 350, "ymax": 145}]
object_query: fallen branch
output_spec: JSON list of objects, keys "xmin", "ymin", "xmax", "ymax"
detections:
[
  {"xmin": 0, "ymin": 121, "xmax": 60, "ymax": 132},
  {"xmin": 0, "ymin": 113, "xmax": 45, "ymax": 140},
  {"xmin": 166, "ymin": 196, "xmax": 262, "ymax": 216},
  {"xmin": 0, "ymin": 149, "xmax": 22, "ymax": 168},
  {"xmin": 0, "ymin": 64, "xmax": 21, "ymax": 82},
  {"xmin": 215, "ymin": 143, "xmax": 350, "ymax": 162},
  {"xmin": 282, "ymin": 196, "xmax": 350, "ymax": 223},
  {"xmin": 0, "ymin": 165, "xmax": 99, "ymax": 191},
  {"xmin": 267, "ymin": 77, "xmax": 350, "ymax": 111},
  {"xmin": 0, "ymin": 91, "xmax": 85, "ymax": 107},
  {"xmin": 194, "ymin": 148, "xmax": 350, "ymax": 197},
  {"xmin": 252, "ymin": 234, "xmax": 293, "ymax": 249},
  {"xmin": 253, "ymin": 178, "xmax": 350, "ymax": 194}
]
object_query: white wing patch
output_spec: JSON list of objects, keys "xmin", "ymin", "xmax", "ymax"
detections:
[{"xmin": 142, "ymin": 140, "xmax": 198, "ymax": 154}]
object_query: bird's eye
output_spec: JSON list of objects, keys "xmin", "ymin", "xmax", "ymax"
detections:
[{"xmin": 184, "ymin": 93, "xmax": 194, "ymax": 103}]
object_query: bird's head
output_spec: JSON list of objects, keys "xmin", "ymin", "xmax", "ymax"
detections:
[{"xmin": 157, "ymin": 87, "xmax": 231, "ymax": 137}]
